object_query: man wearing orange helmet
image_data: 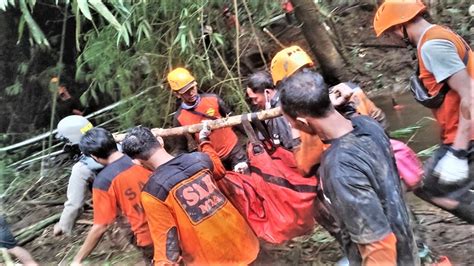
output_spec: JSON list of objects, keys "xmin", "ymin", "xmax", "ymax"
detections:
[
  {"xmin": 167, "ymin": 67, "xmax": 248, "ymax": 173},
  {"xmin": 374, "ymin": 0, "xmax": 473, "ymax": 223},
  {"xmin": 270, "ymin": 45, "xmax": 387, "ymax": 176}
]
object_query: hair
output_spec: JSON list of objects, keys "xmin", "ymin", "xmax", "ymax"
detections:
[
  {"xmin": 79, "ymin": 127, "xmax": 118, "ymax": 159},
  {"xmin": 278, "ymin": 69, "xmax": 334, "ymax": 119},
  {"xmin": 122, "ymin": 126, "xmax": 161, "ymax": 160},
  {"xmin": 246, "ymin": 71, "xmax": 275, "ymax": 93}
]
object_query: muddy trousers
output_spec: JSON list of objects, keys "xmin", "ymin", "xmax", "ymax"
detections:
[
  {"xmin": 414, "ymin": 143, "xmax": 474, "ymax": 224},
  {"xmin": 313, "ymin": 187, "xmax": 343, "ymax": 245}
]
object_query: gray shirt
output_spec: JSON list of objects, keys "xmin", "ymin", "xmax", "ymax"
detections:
[{"xmin": 420, "ymin": 39, "xmax": 466, "ymax": 83}]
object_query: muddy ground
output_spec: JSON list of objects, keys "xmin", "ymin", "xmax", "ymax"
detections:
[
  {"xmin": 3, "ymin": 191, "xmax": 473, "ymax": 265},
  {"xmin": 2, "ymin": 4, "xmax": 473, "ymax": 266}
]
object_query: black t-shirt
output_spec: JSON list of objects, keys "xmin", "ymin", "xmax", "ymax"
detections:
[{"xmin": 320, "ymin": 116, "xmax": 418, "ymax": 265}]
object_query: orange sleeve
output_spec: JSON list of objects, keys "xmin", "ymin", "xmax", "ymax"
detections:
[
  {"xmin": 293, "ymin": 132, "xmax": 326, "ymax": 176},
  {"xmin": 92, "ymin": 188, "xmax": 117, "ymax": 225},
  {"xmin": 352, "ymin": 90, "xmax": 387, "ymax": 128},
  {"xmin": 357, "ymin": 232, "xmax": 397, "ymax": 266},
  {"xmin": 141, "ymin": 192, "xmax": 181, "ymax": 265},
  {"xmin": 199, "ymin": 141, "xmax": 226, "ymax": 180}
]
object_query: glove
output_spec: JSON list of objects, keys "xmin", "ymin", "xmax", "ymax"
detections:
[
  {"xmin": 434, "ymin": 151, "xmax": 469, "ymax": 184},
  {"xmin": 199, "ymin": 120, "xmax": 212, "ymax": 141},
  {"xmin": 233, "ymin": 162, "xmax": 249, "ymax": 174}
]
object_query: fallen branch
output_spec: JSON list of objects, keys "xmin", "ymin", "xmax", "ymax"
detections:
[
  {"xmin": 14, "ymin": 213, "xmax": 61, "ymax": 245},
  {"xmin": 114, "ymin": 107, "xmax": 282, "ymax": 142},
  {"xmin": 76, "ymin": 219, "xmax": 94, "ymax": 225},
  {"xmin": 346, "ymin": 43, "xmax": 406, "ymax": 49},
  {"xmin": 22, "ymin": 200, "xmax": 65, "ymax": 206}
]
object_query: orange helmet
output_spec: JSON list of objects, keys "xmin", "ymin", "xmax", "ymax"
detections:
[
  {"xmin": 270, "ymin": 45, "xmax": 314, "ymax": 85},
  {"xmin": 373, "ymin": 0, "xmax": 426, "ymax": 37},
  {"xmin": 167, "ymin": 67, "xmax": 197, "ymax": 93}
]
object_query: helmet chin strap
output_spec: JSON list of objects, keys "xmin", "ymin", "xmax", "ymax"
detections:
[{"xmin": 402, "ymin": 25, "xmax": 417, "ymax": 60}]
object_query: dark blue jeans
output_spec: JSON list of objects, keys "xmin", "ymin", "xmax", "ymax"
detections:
[{"xmin": 0, "ymin": 216, "xmax": 18, "ymax": 249}]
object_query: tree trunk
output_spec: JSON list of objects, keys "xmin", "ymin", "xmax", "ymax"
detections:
[{"xmin": 290, "ymin": 0, "xmax": 350, "ymax": 85}]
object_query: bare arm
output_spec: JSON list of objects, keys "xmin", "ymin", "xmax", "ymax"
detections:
[
  {"xmin": 72, "ymin": 224, "xmax": 108, "ymax": 264},
  {"xmin": 447, "ymin": 69, "xmax": 473, "ymax": 150}
]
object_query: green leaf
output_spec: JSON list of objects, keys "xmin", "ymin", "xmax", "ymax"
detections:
[
  {"xmin": 89, "ymin": 0, "xmax": 122, "ymax": 31},
  {"xmin": 141, "ymin": 20, "xmax": 151, "ymax": 40},
  {"xmin": 389, "ymin": 125, "xmax": 422, "ymax": 139},
  {"xmin": 211, "ymin": 32, "xmax": 224, "ymax": 46},
  {"xmin": 117, "ymin": 25, "xmax": 130, "ymax": 46},
  {"xmin": 17, "ymin": 16, "xmax": 26, "ymax": 44},
  {"xmin": 5, "ymin": 82, "xmax": 22, "ymax": 96},
  {"xmin": 18, "ymin": 62, "xmax": 28, "ymax": 75},
  {"xmin": 74, "ymin": 0, "xmax": 82, "ymax": 51},
  {"xmin": 417, "ymin": 145, "xmax": 440, "ymax": 158},
  {"xmin": 180, "ymin": 33, "xmax": 187, "ymax": 53},
  {"xmin": 19, "ymin": 0, "xmax": 50, "ymax": 48},
  {"xmin": 77, "ymin": 0, "xmax": 92, "ymax": 20},
  {"xmin": 0, "ymin": 0, "xmax": 9, "ymax": 11}
]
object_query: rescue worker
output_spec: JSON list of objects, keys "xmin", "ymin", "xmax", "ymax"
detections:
[
  {"xmin": 270, "ymin": 45, "xmax": 387, "ymax": 176},
  {"xmin": 122, "ymin": 125, "xmax": 259, "ymax": 265},
  {"xmin": 374, "ymin": 0, "xmax": 473, "ymax": 223},
  {"xmin": 168, "ymin": 67, "xmax": 248, "ymax": 173},
  {"xmin": 246, "ymin": 71, "xmax": 301, "ymax": 150},
  {"xmin": 72, "ymin": 128, "xmax": 153, "ymax": 265},
  {"xmin": 53, "ymin": 115, "xmax": 103, "ymax": 236},
  {"xmin": 278, "ymin": 70, "xmax": 419, "ymax": 265},
  {"xmin": 0, "ymin": 216, "xmax": 38, "ymax": 266},
  {"xmin": 51, "ymin": 77, "xmax": 84, "ymax": 118}
]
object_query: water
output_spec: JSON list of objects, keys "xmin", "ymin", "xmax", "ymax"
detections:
[{"xmin": 372, "ymin": 92, "xmax": 440, "ymax": 153}]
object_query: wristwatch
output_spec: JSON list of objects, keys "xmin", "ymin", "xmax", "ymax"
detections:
[{"xmin": 448, "ymin": 146, "xmax": 468, "ymax": 159}]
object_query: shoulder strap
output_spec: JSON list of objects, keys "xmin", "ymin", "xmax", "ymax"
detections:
[
  {"xmin": 421, "ymin": 25, "xmax": 470, "ymax": 66},
  {"xmin": 250, "ymin": 113, "xmax": 272, "ymax": 141},
  {"xmin": 241, "ymin": 114, "xmax": 259, "ymax": 144}
]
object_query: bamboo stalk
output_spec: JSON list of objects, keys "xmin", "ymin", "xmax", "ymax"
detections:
[
  {"xmin": 262, "ymin": 27, "xmax": 285, "ymax": 48},
  {"xmin": 114, "ymin": 107, "xmax": 282, "ymax": 142},
  {"xmin": 14, "ymin": 213, "xmax": 61, "ymax": 246},
  {"xmin": 0, "ymin": 248, "xmax": 14, "ymax": 266},
  {"xmin": 0, "ymin": 87, "xmax": 153, "ymax": 153}
]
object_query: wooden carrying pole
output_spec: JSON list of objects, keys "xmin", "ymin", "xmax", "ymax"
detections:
[{"xmin": 114, "ymin": 107, "xmax": 282, "ymax": 142}]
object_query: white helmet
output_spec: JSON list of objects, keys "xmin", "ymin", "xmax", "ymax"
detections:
[{"xmin": 56, "ymin": 115, "xmax": 93, "ymax": 145}]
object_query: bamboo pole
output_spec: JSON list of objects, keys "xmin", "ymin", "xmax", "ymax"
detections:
[
  {"xmin": 114, "ymin": 107, "xmax": 282, "ymax": 142},
  {"xmin": 14, "ymin": 213, "xmax": 61, "ymax": 245},
  {"xmin": 0, "ymin": 87, "xmax": 153, "ymax": 153}
]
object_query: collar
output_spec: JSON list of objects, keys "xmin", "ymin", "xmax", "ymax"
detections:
[
  {"xmin": 321, "ymin": 118, "xmax": 358, "ymax": 144},
  {"xmin": 180, "ymin": 95, "xmax": 201, "ymax": 110},
  {"xmin": 270, "ymin": 90, "xmax": 281, "ymax": 107}
]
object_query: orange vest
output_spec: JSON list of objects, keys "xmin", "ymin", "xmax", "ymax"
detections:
[
  {"xmin": 294, "ymin": 90, "xmax": 381, "ymax": 176},
  {"xmin": 176, "ymin": 94, "xmax": 238, "ymax": 158},
  {"xmin": 141, "ymin": 144, "xmax": 259, "ymax": 265},
  {"xmin": 418, "ymin": 25, "xmax": 473, "ymax": 144}
]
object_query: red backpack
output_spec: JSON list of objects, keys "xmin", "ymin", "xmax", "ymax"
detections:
[{"xmin": 217, "ymin": 116, "xmax": 317, "ymax": 244}]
